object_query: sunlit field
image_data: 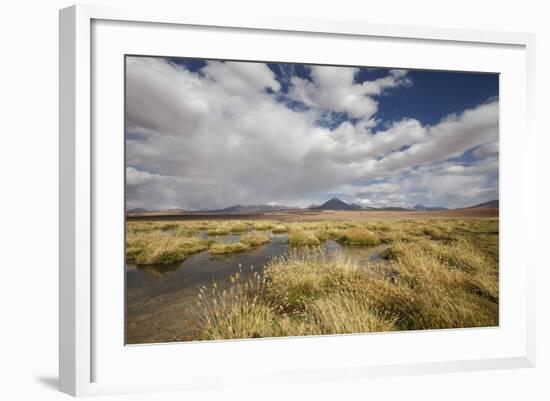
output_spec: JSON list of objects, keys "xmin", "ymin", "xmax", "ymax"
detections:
[{"xmin": 126, "ymin": 214, "xmax": 498, "ymax": 342}]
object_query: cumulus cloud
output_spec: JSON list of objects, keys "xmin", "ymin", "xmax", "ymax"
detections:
[
  {"xmin": 125, "ymin": 57, "xmax": 498, "ymax": 210},
  {"xmin": 473, "ymin": 141, "xmax": 499, "ymax": 159},
  {"xmin": 370, "ymin": 101, "xmax": 499, "ymax": 175},
  {"xmin": 126, "ymin": 166, "xmax": 161, "ymax": 186},
  {"xmin": 288, "ymin": 66, "xmax": 411, "ymax": 120},
  {"xmin": 342, "ymin": 157, "xmax": 498, "ymax": 209},
  {"xmin": 202, "ymin": 61, "xmax": 281, "ymax": 96}
]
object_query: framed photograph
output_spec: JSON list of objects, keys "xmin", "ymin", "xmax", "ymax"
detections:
[{"xmin": 59, "ymin": 4, "xmax": 536, "ymax": 396}]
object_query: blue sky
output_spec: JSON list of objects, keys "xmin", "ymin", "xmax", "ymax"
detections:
[{"xmin": 125, "ymin": 56, "xmax": 499, "ymax": 210}]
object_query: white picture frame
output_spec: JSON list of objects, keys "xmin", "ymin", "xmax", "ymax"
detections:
[{"xmin": 59, "ymin": 4, "xmax": 536, "ymax": 397}]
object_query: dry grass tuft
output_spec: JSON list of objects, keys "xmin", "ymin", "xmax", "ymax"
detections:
[
  {"xmin": 271, "ymin": 224, "xmax": 288, "ymax": 234},
  {"xmin": 288, "ymin": 229, "xmax": 321, "ymax": 246},
  {"xmin": 126, "ymin": 231, "xmax": 209, "ymax": 265},
  {"xmin": 207, "ymin": 226, "xmax": 230, "ymax": 236},
  {"xmin": 336, "ymin": 228, "xmax": 381, "ymax": 246},
  {"xmin": 241, "ymin": 232, "xmax": 271, "ymax": 247},
  {"xmin": 253, "ymin": 221, "xmax": 275, "ymax": 231},
  {"xmin": 192, "ymin": 237, "xmax": 498, "ymax": 339},
  {"xmin": 193, "ymin": 271, "xmax": 274, "ymax": 339},
  {"xmin": 209, "ymin": 242, "xmax": 250, "ymax": 255},
  {"xmin": 229, "ymin": 222, "xmax": 250, "ymax": 233},
  {"xmin": 306, "ymin": 293, "xmax": 398, "ymax": 334}
]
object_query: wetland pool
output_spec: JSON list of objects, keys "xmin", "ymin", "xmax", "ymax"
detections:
[{"xmin": 126, "ymin": 232, "xmax": 387, "ymax": 344}]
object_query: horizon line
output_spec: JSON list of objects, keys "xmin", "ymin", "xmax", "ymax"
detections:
[{"xmin": 126, "ymin": 197, "xmax": 499, "ymax": 213}]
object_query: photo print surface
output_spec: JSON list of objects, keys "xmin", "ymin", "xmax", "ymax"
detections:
[{"xmin": 125, "ymin": 55, "xmax": 499, "ymax": 344}]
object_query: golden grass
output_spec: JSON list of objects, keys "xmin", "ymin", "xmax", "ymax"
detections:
[
  {"xmin": 209, "ymin": 242, "xmax": 250, "ymax": 255},
  {"xmin": 271, "ymin": 224, "xmax": 288, "ymax": 234},
  {"xmin": 126, "ymin": 218, "xmax": 499, "ymax": 338},
  {"xmin": 241, "ymin": 232, "xmax": 271, "ymax": 247},
  {"xmin": 364, "ymin": 240, "xmax": 498, "ymax": 329},
  {"xmin": 193, "ymin": 273, "xmax": 275, "ymax": 339},
  {"xmin": 126, "ymin": 218, "xmax": 498, "ymax": 259},
  {"xmin": 288, "ymin": 229, "xmax": 321, "ymax": 246},
  {"xmin": 207, "ymin": 226, "xmax": 231, "ymax": 236},
  {"xmin": 306, "ymin": 293, "xmax": 398, "ymax": 334},
  {"xmin": 252, "ymin": 221, "xmax": 275, "ymax": 231},
  {"xmin": 336, "ymin": 228, "xmax": 381, "ymax": 246},
  {"xmin": 126, "ymin": 231, "xmax": 209, "ymax": 265},
  {"xmin": 193, "ymin": 229, "xmax": 499, "ymax": 339},
  {"xmin": 229, "ymin": 222, "xmax": 250, "ymax": 233}
]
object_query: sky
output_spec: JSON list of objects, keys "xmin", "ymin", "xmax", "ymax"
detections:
[{"xmin": 125, "ymin": 56, "xmax": 499, "ymax": 211}]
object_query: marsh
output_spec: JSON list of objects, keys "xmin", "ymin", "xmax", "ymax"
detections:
[{"xmin": 125, "ymin": 213, "xmax": 498, "ymax": 344}]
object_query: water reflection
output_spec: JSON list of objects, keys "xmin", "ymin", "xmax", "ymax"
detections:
[{"xmin": 125, "ymin": 232, "xmax": 387, "ymax": 344}]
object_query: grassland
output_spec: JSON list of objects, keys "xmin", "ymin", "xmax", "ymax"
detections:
[{"xmin": 126, "ymin": 212, "xmax": 498, "ymax": 340}]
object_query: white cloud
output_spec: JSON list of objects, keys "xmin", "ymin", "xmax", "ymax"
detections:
[
  {"xmin": 289, "ymin": 66, "xmax": 411, "ymax": 119},
  {"xmin": 352, "ymin": 156, "xmax": 498, "ymax": 208},
  {"xmin": 370, "ymin": 101, "xmax": 498, "ymax": 175},
  {"xmin": 126, "ymin": 166, "xmax": 160, "ymax": 186},
  {"xmin": 473, "ymin": 141, "xmax": 499, "ymax": 159},
  {"xmin": 202, "ymin": 61, "xmax": 281, "ymax": 96},
  {"xmin": 125, "ymin": 57, "xmax": 498, "ymax": 210}
]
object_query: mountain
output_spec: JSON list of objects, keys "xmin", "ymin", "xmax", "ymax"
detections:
[
  {"xmin": 206, "ymin": 204, "xmax": 299, "ymax": 214},
  {"xmin": 312, "ymin": 198, "xmax": 357, "ymax": 211},
  {"xmin": 465, "ymin": 199, "xmax": 499, "ymax": 209},
  {"xmin": 127, "ymin": 208, "xmax": 149, "ymax": 213},
  {"xmin": 414, "ymin": 204, "xmax": 448, "ymax": 211},
  {"xmin": 311, "ymin": 198, "xmax": 413, "ymax": 211}
]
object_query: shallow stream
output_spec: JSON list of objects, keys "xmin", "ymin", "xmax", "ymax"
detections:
[{"xmin": 126, "ymin": 231, "xmax": 387, "ymax": 344}]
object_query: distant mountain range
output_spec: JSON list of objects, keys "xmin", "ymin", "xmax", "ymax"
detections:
[
  {"xmin": 127, "ymin": 198, "xmax": 499, "ymax": 214},
  {"xmin": 308, "ymin": 198, "xmax": 497, "ymax": 212},
  {"xmin": 414, "ymin": 204, "xmax": 448, "ymax": 211},
  {"xmin": 310, "ymin": 198, "xmax": 438, "ymax": 212},
  {"xmin": 127, "ymin": 208, "xmax": 149, "ymax": 213},
  {"xmin": 464, "ymin": 199, "xmax": 499, "ymax": 209},
  {"xmin": 204, "ymin": 204, "xmax": 299, "ymax": 214}
]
